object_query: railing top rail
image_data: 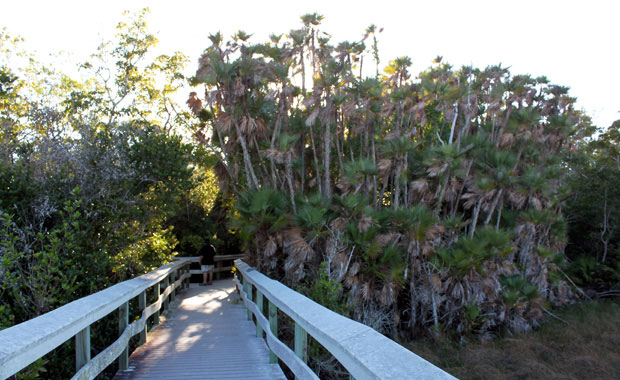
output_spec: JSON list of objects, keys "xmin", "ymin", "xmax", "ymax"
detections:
[
  {"xmin": 0, "ymin": 258, "xmax": 191, "ymax": 379},
  {"xmin": 235, "ymin": 259, "xmax": 457, "ymax": 380},
  {"xmin": 177, "ymin": 254, "xmax": 246, "ymax": 262}
]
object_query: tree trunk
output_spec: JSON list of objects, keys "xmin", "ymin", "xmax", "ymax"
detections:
[{"xmin": 233, "ymin": 120, "xmax": 260, "ymax": 189}]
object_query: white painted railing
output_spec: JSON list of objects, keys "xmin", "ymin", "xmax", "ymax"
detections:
[
  {"xmin": 0, "ymin": 258, "xmax": 193, "ymax": 380},
  {"xmin": 234, "ymin": 259, "xmax": 458, "ymax": 380}
]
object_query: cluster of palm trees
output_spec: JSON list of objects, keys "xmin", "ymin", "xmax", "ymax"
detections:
[{"xmin": 189, "ymin": 14, "xmax": 585, "ymax": 338}]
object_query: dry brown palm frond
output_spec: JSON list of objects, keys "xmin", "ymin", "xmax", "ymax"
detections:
[
  {"xmin": 255, "ymin": 118, "xmax": 268, "ymax": 137},
  {"xmin": 529, "ymin": 196, "xmax": 543, "ymax": 211},
  {"xmin": 526, "ymin": 301, "xmax": 544, "ymax": 320},
  {"xmin": 426, "ymin": 164, "xmax": 447, "ymax": 177},
  {"xmin": 336, "ymin": 179, "xmax": 353, "ymax": 195},
  {"xmin": 462, "ymin": 192, "xmax": 479, "ymax": 210},
  {"xmin": 508, "ymin": 191, "xmax": 528, "ymax": 209},
  {"xmin": 361, "ymin": 281, "xmax": 373, "ymax": 302},
  {"xmin": 358, "ymin": 214, "xmax": 374, "ymax": 233},
  {"xmin": 348, "ymin": 261, "xmax": 360, "ymax": 277},
  {"xmin": 384, "ymin": 130, "xmax": 400, "ymax": 140},
  {"xmin": 499, "ymin": 132, "xmax": 514, "ymax": 148},
  {"xmin": 426, "ymin": 224, "xmax": 445, "ymax": 240},
  {"xmin": 413, "ymin": 101, "xmax": 426, "ymax": 124},
  {"xmin": 381, "ymin": 103, "xmax": 395, "ymax": 117},
  {"xmin": 325, "ymin": 236, "xmax": 337, "ymax": 259},
  {"xmin": 262, "ymin": 148, "xmax": 286, "ymax": 164},
  {"xmin": 481, "ymin": 278, "xmax": 498, "ymax": 299},
  {"xmin": 233, "ymin": 76, "xmax": 245, "ymax": 97},
  {"xmin": 410, "ymin": 178, "xmax": 429, "ymax": 195},
  {"xmin": 450, "ymin": 282, "xmax": 465, "ymax": 303},
  {"xmin": 330, "ymin": 217, "xmax": 346, "ymax": 231},
  {"xmin": 421, "ymin": 242, "xmax": 435, "ymax": 257},
  {"xmin": 186, "ymin": 92, "xmax": 202, "ymax": 115},
  {"xmin": 344, "ymin": 273, "xmax": 359, "ymax": 288},
  {"xmin": 444, "ymin": 178, "xmax": 459, "ymax": 202},
  {"xmin": 216, "ymin": 114, "xmax": 234, "ymax": 134},
  {"xmin": 283, "ymin": 228, "xmax": 315, "ymax": 277},
  {"xmin": 239, "ymin": 116, "xmax": 249, "ymax": 135},
  {"xmin": 377, "ymin": 159, "xmax": 392, "ymax": 178},
  {"xmin": 375, "ymin": 232, "xmax": 402, "ymax": 248},
  {"xmin": 264, "ymin": 238, "xmax": 277, "ymax": 257},
  {"xmin": 430, "ymin": 274, "xmax": 442, "ymax": 293},
  {"xmin": 342, "ymin": 101, "xmax": 356, "ymax": 116},
  {"xmin": 332, "ymin": 252, "xmax": 349, "ymax": 275},
  {"xmin": 193, "ymin": 128, "xmax": 208, "ymax": 145},
  {"xmin": 380, "ymin": 282, "xmax": 396, "ymax": 306}
]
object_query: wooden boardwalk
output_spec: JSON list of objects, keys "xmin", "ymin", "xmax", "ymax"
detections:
[{"xmin": 113, "ymin": 279, "xmax": 286, "ymax": 380}]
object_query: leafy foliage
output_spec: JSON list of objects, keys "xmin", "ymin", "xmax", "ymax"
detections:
[{"xmin": 189, "ymin": 13, "xmax": 588, "ymax": 340}]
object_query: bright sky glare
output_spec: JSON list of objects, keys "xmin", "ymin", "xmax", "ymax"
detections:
[{"xmin": 2, "ymin": 0, "xmax": 618, "ymax": 128}]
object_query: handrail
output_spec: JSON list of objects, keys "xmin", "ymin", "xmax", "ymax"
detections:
[
  {"xmin": 0, "ymin": 258, "xmax": 193, "ymax": 380},
  {"xmin": 234, "ymin": 259, "xmax": 458, "ymax": 380}
]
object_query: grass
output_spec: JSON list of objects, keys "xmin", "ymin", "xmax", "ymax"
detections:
[{"xmin": 407, "ymin": 299, "xmax": 620, "ymax": 380}]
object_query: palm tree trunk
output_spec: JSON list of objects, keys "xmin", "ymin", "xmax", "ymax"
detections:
[
  {"xmin": 435, "ymin": 170, "xmax": 450, "ymax": 216},
  {"xmin": 470, "ymin": 200, "xmax": 481, "ymax": 237},
  {"xmin": 393, "ymin": 160, "xmax": 401, "ymax": 209},
  {"xmin": 426, "ymin": 264, "xmax": 439, "ymax": 328},
  {"xmin": 309, "ymin": 122, "xmax": 322, "ymax": 195},
  {"xmin": 233, "ymin": 120, "xmax": 260, "ymax": 189},
  {"xmin": 371, "ymin": 132, "xmax": 378, "ymax": 209},
  {"xmin": 495, "ymin": 198, "xmax": 503, "ymax": 231},
  {"xmin": 323, "ymin": 103, "xmax": 333, "ymax": 199},
  {"xmin": 484, "ymin": 188, "xmax": 503, "ymax": 225},
  {"xmin": 285, "ymin": 152, "xmax": 297, "ymax": 213},
  {"xmin": 448, "ymin": 102, "xmax": 458, "ymax": 145},
  {"xmin": 451, "ymin": 159, "xmax": 473, "ymax": 217}
]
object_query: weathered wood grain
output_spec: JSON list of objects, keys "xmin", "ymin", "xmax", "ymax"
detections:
[
  {"xmin": 235, "ymin": 260, "xmax": 458, "ymax": 380},
  {"xmin": 113, "ymin": 280, "xmax": 286, "ymax": 380}
]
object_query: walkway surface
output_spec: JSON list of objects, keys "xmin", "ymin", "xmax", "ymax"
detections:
[{"xmin": 113, "ymin": 279, "xmax": 286, "ymax": 380}]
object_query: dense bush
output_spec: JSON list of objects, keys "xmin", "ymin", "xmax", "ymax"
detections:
[
  {"xmin": 190, "ymin": 14, "xmax": 594, "ymax": 340},
  {"xmin": 564, "ymin": 120, "xmax": 620, "ymax": 293},
  {"xmin": 0, "ymin": 10, "xmax": 219, "ymax": 378}
]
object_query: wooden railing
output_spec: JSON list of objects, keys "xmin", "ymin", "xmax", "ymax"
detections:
[
  {"xmin": 0, "ymin": 258, "xmax": 193, "ymax": 380},
  {"xmin": 186, "ymin": 254, "xmax": 246, "ymax": 279},
  {"xmin": 234, "ymin": 259, "xmax": 458, "ymax": 380}
]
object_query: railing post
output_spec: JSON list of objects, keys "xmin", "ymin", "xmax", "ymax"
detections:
[
  {"xmin": 268, "ymin": 301, "xmax": 278, "ymax": 364},
  {"xmin": 75, "ymin": 326, "xmax": 90, "ymax": 371},
  {"xmin": 243, "ymin": 277, "xmax": 252, "ymax": 320},
  {"xmin": 256, "ymin": 290, "xmax": 264, "ymax": 338},
  {"xmin": 163, "ymin": 275, "xmax": 169, "ymax": 311},
  {"xmin": 171, "ymin": 271, "xmax": 176, "ymax": 302},
  {"xmin": 118, "ymin": 301, "xmax": 129, "ymax": 370},
  {"xmin": 294, "ymin": 321, "xmax": 308, "ymax": 380},
  {"xmin": 186, "ymin": 262, "xmax": 191, "ymax": 287},
  {"xmin": 139, "ymin": 291, "xmax": 147, "ymax": 344},
  {"xmin": 154, "ymin": 281, "xmax": 160, "ymax": 325}
]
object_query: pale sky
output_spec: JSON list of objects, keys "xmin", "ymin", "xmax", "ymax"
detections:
[{"xmin": 1, "ymin": 0, "xmax": 619, "ymax": 128}]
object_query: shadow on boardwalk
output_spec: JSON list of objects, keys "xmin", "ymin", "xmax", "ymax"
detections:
[{"xmin": 114, "ymin": 279, "xmax": 286, "ymax": 380}]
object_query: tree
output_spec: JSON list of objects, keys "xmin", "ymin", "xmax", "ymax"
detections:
[
  {"xmin": 565, "ymin": 119, "xmax": 620, "ymax": 292},
  {"xmin": 189, "ymin": 14, "xmax": 584, "ymax": 340}
]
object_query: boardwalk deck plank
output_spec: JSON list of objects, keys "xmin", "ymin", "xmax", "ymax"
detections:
[{"xmin": 113, "ymin": 279, "xmax": 286, "ymax": 380}]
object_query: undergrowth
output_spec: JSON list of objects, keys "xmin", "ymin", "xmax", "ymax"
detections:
[{"xmin": 407, "ymin": 299, "xmax": 620, "ymax": 380}]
